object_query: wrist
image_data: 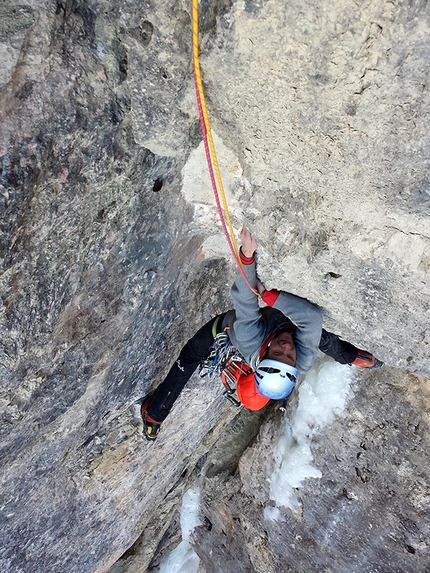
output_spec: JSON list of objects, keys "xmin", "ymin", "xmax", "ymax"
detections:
[{"xmin": 239, "ymin": 247, "xmax": 256, "ymax": 265}]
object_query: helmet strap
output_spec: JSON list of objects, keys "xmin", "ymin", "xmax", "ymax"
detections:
[{"xmin": 259, "ymin": 332, "xmax": 277, "ymax": 360}]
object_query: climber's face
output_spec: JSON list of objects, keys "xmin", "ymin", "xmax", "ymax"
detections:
[{"xmin": 266, "ymin": 331, "xmax": 297, "ymax": 367}]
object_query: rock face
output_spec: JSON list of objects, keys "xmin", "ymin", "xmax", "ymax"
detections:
[
  {"xmin": 0, "ymin": 1, "xmax": 429, "ymax": 573},
  {"xmin": 192, "ymin": 368, "xmax": 430, "ymax": 573}
]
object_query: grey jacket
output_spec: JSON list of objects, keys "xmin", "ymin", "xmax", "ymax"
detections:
[{"xmin": 222, "ymin": 261, "xmax": 323, "ymax": 375}]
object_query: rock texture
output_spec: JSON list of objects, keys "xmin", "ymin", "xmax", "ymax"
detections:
[
  {"xmin": 0, "ymin": 0, "xmax": 429, "ymax": 572},
  {"xmin": 192, "ymin": 368, "xmax": 430, "ymax": 573},
  {"xmin": 200, "ymin": 0, "xmax": 430, "ymax": 377}
]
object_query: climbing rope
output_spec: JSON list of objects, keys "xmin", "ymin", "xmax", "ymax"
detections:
[{"xmin": 191, "ymin": 0, "xmax": 258, "ymax": 296}]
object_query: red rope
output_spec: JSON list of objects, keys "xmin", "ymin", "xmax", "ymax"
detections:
[{"xmin": 193, "ymin": 70, "xmax": 258, "ymax": 294}]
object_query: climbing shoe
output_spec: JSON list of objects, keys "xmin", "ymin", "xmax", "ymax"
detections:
[
  {"xmin": 141, "ymin": 397, "xmax": 162, "ymax": 442},
  {"xmin": 143, "ymin": 418, "xmax": 161, "ymax": 441},
  {"xmin": 352, "ymin": 350, "xmax": 384, "ymax": 369}
]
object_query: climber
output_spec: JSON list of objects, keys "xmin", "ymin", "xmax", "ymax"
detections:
[{"xmin": 141, "ymin": 226, "xmax": 383, "ymax": 441}]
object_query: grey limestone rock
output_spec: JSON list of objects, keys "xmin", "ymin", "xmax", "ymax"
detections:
[{"xmin": 0, "ymin": 0, "xmax": 429, "ymax": 572}]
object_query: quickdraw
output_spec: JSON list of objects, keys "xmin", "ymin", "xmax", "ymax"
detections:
[
  {"xmin": 199, "ymin": 329, "xmax": 241, "ymax": 379},
  {"xmin": 221, "ymin": 359, "xmax": 254, "ymax": 408},
  {"xmin": 199, "ymin": 328, "xmax": 247, "ymax": 408}
]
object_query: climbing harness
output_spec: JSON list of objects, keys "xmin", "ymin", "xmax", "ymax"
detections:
[
  {"xmin": 191, "ymin": 0, "xmax": 258, "ymax": 296},
  {"xmin": 199, "ymin": 327, "xmax": 244, "ymax": 407},
  {"xmin": 199, "ymin": 325, "xmax": 293, "ymax": 410},
  {"xmin": 199, "ymin": 329, "xmax": 241, "ymax": 379}
]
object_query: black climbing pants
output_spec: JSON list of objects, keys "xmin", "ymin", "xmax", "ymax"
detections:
[
  {"xmin": 147, "ymin": 313, "xmax": 227, "ymax": 423},
  {"xmin": 146, "ymin": 317, "xmax": 360, "ymax": 423},
  {"xmin": 318, "ymin": 330, "xmax": 359, "ymax": 365}
]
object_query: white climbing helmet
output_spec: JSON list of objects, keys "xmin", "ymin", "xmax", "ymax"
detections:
[{"xmin": 254, "ymin": 359, "xmax": 299, "ymax": 400}]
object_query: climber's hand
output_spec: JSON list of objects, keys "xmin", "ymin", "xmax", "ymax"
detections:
[{"xmin": 240, "ymin": 225, "xmax": 257, "ymax": 258}]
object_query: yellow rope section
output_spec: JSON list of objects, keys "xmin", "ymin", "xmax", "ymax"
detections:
[{"xmin": 191, "ymin": 0, "xmax": 241, "ymax": 260}]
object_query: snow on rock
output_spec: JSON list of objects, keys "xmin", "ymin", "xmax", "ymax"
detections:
[
  {"xmin": 159, "ymin": 489, "xmax": 201, "ymax": 573},
  {"xmin": 266, "ymin": 357, "xmax": 356, "ymax": 514}
]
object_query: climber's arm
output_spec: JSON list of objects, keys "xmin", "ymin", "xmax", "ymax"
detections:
[
  {"xmin": 230, "ymin": 227, "xmax": 266, "ymax": 353},
  {"xmin": 260, "ymin": 285, "xmax": 323, "ymax": 373}
]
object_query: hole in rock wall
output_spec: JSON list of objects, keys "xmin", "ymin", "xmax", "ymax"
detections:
[{"xmin": 153, "ymin": 179, "xmax": 163, "ymax": 192}]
